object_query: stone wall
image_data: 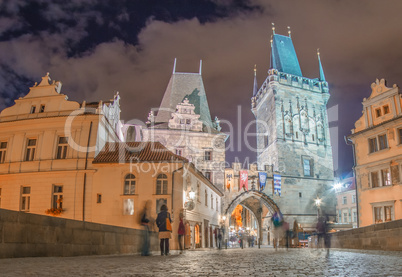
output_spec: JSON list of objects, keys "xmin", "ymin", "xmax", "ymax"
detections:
[
  {"xmin": 309, "ymin": 219, "xmax": 402, "ymax": 251},
  {"xmin": 0, "ymin": 209, "xmax": 158, "ymax": 258}
]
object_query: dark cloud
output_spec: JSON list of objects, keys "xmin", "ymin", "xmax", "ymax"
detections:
[{"xmin": 1, "ymin": 0, "xmax": 402, "ymax": 177}]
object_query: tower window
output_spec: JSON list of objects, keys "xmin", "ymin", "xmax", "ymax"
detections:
[
  {"xmin": 295, "ymin": 132, "xmax": 299, "ymax": 139},
  {"xmin": 312, "ymin": 134, "xmax": 315, "ymax": 141},
  {"xmin": 375, "ymin": 108, "xmax": 382, "ymax": 118},
  {"xmin": 204, "ymin": 151, "xmax": 212, "ymax": 161},
  {"xmin": 383, "ymin": 105, "xmax": 390, "ymax": 115},
  {"xmin": 299, "ymin": 192, "xmax": 302, "ymax": 198},
  {"xmin": 302, "ymin": 157, "xmax": 313, "ymax": 177},
  {"xmin": 39, "ymin": 105, "xmax": 45, "ymax": 113},
  {"xmin": 30, "ymin": 106, "xmax": 36, "ymax": 114},
  {"xmin": 264, "ymin": 135, "xmax": 269, "ymax": 148}
]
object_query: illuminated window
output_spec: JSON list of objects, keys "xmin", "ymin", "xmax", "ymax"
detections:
[
  {"xmin": 156, "ymin": 174, "xmax": 167, "ymax": 195},
  {"xmin": 52, "ymin": 185, "xmax": 63, "ymax": 209},
  {"xmin": 381, "ymin": 168, "xmax": 391, "ymax": 186},
  {"xmin": 123, "ymin": 199, "xmax": 134, "ymax": 215},
  {"xmin": 20, "ymin": 186, "xmax": 31, "ymax": 212},
  {"xmin": 124, "ymin": 174, "xmax": 136, "ymax": 195},
  {"xmin": 0, "ymin": 141, "xmax": 7, "ymax": 163},
  {"xmin": 56, "ymin": 137, "xmax": 68, "ymax": 159},
  {"xmin": 25, "ymin": 139, "xmax": 37, "ymax": 161}
]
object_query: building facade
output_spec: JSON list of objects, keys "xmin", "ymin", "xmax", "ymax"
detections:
[
  {"xmin": 335, "ymin": 177, "xmax": 357, "ymax": 228},
  {"xmin": 251, "ymin": 29, "xmax": 336, "ymax": 230},
  {"xmin": 347, "ymin": 78, "xmax": 402, "ymax": 227}
]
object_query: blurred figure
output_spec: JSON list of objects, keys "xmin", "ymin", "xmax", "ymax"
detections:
[
  {"xmin": 177, "ymin": 214, "xmax": 185, "ymax": 254},
  {"xmin": 316, "ymin": 214, "xmax": 330, "ymax": 257},
  {"xmin": 140, "ymin": 200, "xmax": 152, "ymax": 256},
  {"xmin": 217, "ymin": 228, "xmax": 223, "ymax": 249},
  {"xmin": 156, "ymin": 204, "xmax": 172, "ymax": 256},
  {"xmin": 283, "ymin": 221, "xmax": 290, "ymax": 250},
  {"xmin": 271, "ymin": 211, "xmax": 284, "ymax": 250}
]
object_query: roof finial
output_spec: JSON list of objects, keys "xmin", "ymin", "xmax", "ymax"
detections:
[
  {"xmin": 271, "ymin": 22, "xmax": 275, "ymax": 35},
  {"xmin": 252, "ymin": 65, "xmax": 258, "ymax": 96},
  {"xmin": 287, "ymin": 26, "xmax": 291, "ymax": 38},
  {"xmin": 254, "ymin": 64, "xmax": 257, "ymax": 77},
  {"xmin": 270, "ymin": 35, "xmax": 273, "ymax": 46},
  {"xmin": 173, "ymin": 58, "xmax": 177, "ymax": 74},
  {"xmin": 199, "ymin": 60, "xmax": 202, "ymax": 75},
  {"xmin": 317, "ymin": 48, "xmax": 320, "ymax": 57}
]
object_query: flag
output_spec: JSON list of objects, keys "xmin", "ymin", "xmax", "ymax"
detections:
[
  {"xmin": 239, "ymin": 170, "xmax": 248, "ymax": 191},
  {"xmin": 273, "ymin": 174, "xmax": 281, "ymax": 196},
  {"xmin": 258, "ymin": 172, "xmax": 267, "ymax": 191},
  {"xmin": 225, "ymin": 169, "xmax": 234, "ymax": 192}
]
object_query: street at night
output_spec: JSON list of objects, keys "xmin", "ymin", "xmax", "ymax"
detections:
[{"xmin": 1, "ymin": 247, "xmax": 401, "ymax": 277}]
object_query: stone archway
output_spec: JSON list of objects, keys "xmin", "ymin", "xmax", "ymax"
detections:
[{"xmin": 223, "ymin": 190, "xmax": 281, "ymax": 247}]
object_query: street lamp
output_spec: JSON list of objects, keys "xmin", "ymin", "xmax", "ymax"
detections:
[
  {"xmin": 189, "ymin": 190, "xmax": 195, "ymax": 200},
  {"xmin": 315, "ymin": 197, "xmax": 322, "ymax": 218}
]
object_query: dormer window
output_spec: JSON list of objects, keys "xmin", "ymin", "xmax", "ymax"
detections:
[
  {"xmin": 375, "ymin": 108, "xmax": 382, "ymax": 118},
  {"xmin": 30, "ymin": 106, "xmax": 36, "ymax": 114},
  {"xmin": 383, "ymin": 105, "xmax": 390, "ymax": 115},
  {"xmin": 39, "ymin": 105, "xmax": 45, "ymax": 113}
]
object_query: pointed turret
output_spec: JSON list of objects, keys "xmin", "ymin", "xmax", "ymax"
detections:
[
  {"xmin": 317, "ymin": 49, "xmax": 326, "ymax": 82},
  {"xmin": 269, "ymin": 25, "xmax": 302, "ymax": 77},
  {"xmin": 253, "ymin": 65, "xmax": 258, "ymax": 96}
]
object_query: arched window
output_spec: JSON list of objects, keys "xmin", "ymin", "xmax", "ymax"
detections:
[
  {"xmin": 156, "ymin": 174, "xmax": 168, "ymax": 195},
  {"xmin": 205, "ymin": 189, "xmax": 208, "ymax": 206},
  {"xmin": 124, "ymin": 174, "xmax": 136, "ymax": 195}
]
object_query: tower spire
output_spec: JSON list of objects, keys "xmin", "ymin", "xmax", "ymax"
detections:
[
  {"xmin": 271, "ymin": 22, "xmax": 275, "ymax": 35},
  {"xmin": 317, "ymin": 49, "xmax": 326, "ymax": 82},
  {"xmin": 173, "ymin": 58, "xmax": 177, "ymax": 74},
  {"xmin": 253, "ymin": 65, "xmax": 258, "ymax": 96},
  {"xmin": 199, "ymin": 60, "xmax": 202, "ymax": 75},
  {"xmin": 287, "ymin": 26, "xmax": 291, "ymax": 38}
]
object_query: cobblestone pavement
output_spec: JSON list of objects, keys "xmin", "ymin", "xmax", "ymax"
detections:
[{"xmin": 0, "ymin": 247, "xmax": 401, "ymax": 277}]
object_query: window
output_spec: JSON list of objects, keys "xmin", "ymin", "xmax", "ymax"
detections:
[
  {"xmin": 175, "ymin": 148, "xmax": 183, "ymax": 156},
  {"xmin": 211, "ymin": 195, "xmax": 213, "ymax": 209},
  {"xmin": 371, "ymin": 172, "xmax": 379, "ymax": 188},
  {"xmin": 205, "ymin": 171, "xmax": 212, "ymax": 181},
  {"xmin": 384, "ymin": 206, "xmax": 392, "ymax": 222},
  {"xmin": 342, "ymin": 196, "xmax": 347, "ymax": 205},
  {"xmin": 378, "ymin": 134, "xmax": 388, "ymax": 150},
  {"xmin": 398, "ymin": 128, "xmax": 402, "ymax": 144},
  {"xmin": 296, "ymin": 132, "xmax": 299, "ymax": 139},
  {"xmin": 97, "ymin": 194, "xmax": 102, "ymax": 203},
  {"xmin": 204, "ymin": 151, "xmax": 212, "ymax": 161},
  {"xmin": 312, "ymin": 134, "xmax": 315, "ymax": 141},
  {"xmin": 52, "ymin": 185, "xmax": 63, "ymax": 209},
  {"xmin": 352, "ymin": 195, "xmax": 356, "ymax": 204},
  {"xmin": 302, "ymin": 157, "xmax": 313, "ymax": 177},
  {"xmin": 0, "ymin": 141, "xmax": 7, "ymax": 163},
  {"xmin": 299, "ymin": 192, "xmax": 302, "ymax": 198},
  {"xmin": 343, "ymin": 212, "xmax": 348, "ymax": 223},
  {"xmin": 123, "ymin": 199, "xmax": 134, "ymax": 215},
  {"xmin": 197, "ymin": 182, "xmax": 200, "ymax": 202},
  {"xmin": 216, "ymin": 198, "xmax": 218, "ymax": 212},
  {"xmin": 374, "ymin": 207, "xmax": 383, "ymax": 223},
  {"xmin": 56, "ymin": 137, "xmax": 68, "ymax": 159},
  {"xmin": 369, "ymin": 137, "xmax": 378, "ymax": 153},
  {"xmin": 375, "ymin": 108, "xmax": 381, "ymax": 118},
  {"xmin": 20, "ymin": 186, "xmax": 31, "ymax": 212},
  {"xmin": 30, "ymin": 105, "xmax": 36, "ymax": 114},
  {"xmin": 39, "ymin": 105, "xmax": 45, "ymax": 113},
  {"xmin": 205, "ymin": 190, "xmax": 208, "ymax": 206},
  {"xmin": 383, "ymin": 105, "xmax": 390, "ymax": 115},
  {"xmin": 124, "ymin": 174, "xmax": 136, "ymax": 195},
  {"xmin": 25, "ymin": 139, "xmax": 37, "ymax": 161},
  {"xmin": 381, "ymin": 168, "xmax": 391, "ymax": 186},
  {"xmin": 264, "ymin": 135, "xmax": 269, "ymax": 148},
  {"xmin": 156, "ymin": 174, "xmax": 167, "ymax": 195},
  {"xmin": 353, "ymin": 211, "xmax": 357, "ymax": 222},
  {"xmin": 186, "ymin": 119, "xmax": 191, "ymax": 124}
]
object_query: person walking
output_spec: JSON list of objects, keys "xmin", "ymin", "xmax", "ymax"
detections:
[
  {"xmin": 156, "ymin": 204, "xmax": 172, "ymax": 256},
  {"xmin": 140, "ymin": 200, "xmax": 152, "ymax": 256},
  {"xmin": 177, "ymin": 215, "xmax": 185, "ymax": 254}
]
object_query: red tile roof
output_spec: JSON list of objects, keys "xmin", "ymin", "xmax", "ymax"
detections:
[{"xmin": 93, "ymin": 141, "xmax": 188, "ymax": 164}]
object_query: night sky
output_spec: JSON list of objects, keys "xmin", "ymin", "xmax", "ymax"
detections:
[{"xmin": 1, "ymin": 0, "xmax": 402, "ymax": 177}]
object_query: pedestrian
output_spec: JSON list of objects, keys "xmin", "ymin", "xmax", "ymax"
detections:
[
  {"xmin": 140, "ymin": 200, "xmax": 152, "ymax": 256},
  {"xmin": 177, "ymin": 214, "xmax": 185, "ymax": 254},
  {"xmin": 213, "ymin": 228, "xmax": 218, "ymax": 248},
  {"xmin": 271, "ymin": 211, "xmax": 284, "ymax": 250},
  {"xmin": 217, "ymin": 229, "xmax": 222, "ymax": 250},
  {"xmin": 156, "ymin": 204, "xmax": 172, "ymax": 256}
]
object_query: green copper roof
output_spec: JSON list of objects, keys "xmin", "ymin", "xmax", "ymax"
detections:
[
  {"xmin": 154, "ymin": 72, "xmax": 213, "ymax": 129},
  {"xmin": 270, "ymin": 34, "xmax": 302, "ymax": 76}
]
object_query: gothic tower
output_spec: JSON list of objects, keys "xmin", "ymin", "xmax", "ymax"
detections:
[{"xmin": 251, "ymin": 26, "xmax": 335, "ymax": 230}]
